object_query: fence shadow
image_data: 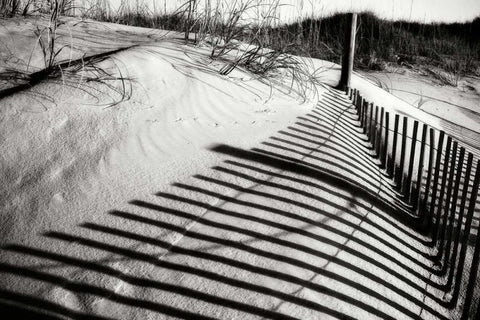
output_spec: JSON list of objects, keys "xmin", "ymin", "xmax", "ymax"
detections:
[{"xmin": 0, "ymin": 88, "xmax": 477, "ymax": 319}]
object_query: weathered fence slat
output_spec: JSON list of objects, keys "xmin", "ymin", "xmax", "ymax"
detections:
[
  {"xmin": 376, "ymin": 107, "xmax": 384, "ymax": 159},
  {"xmin": 435, "ymin": 141, "xmax": 458, "ymax": 257},
  {"xmin": 405, "ymin": 120, "xmax": 419, "ymax": 199},
  {"xmin": 358, "ymin": 92, "xmax": 362, "ymax": 115},
  {"xmin": 381, "ymin": 112, "xmax": 390, "ymax": 170},
  {"xmin": 363, "ymin": 100, "xmax": 369, "ymax": 134},
  {"xmin": 431, "ymin": 136, "xmax": 452, "ymax": 245},
  {"xmin": 413, "ymin": 124, "xmax": 428, "ymax": 210},
  {"xmin": 389, "ymin": 114, "xmax": 400, "ymax": 178},
  {"xmin": 419, "ymin": 128, "xmax": 436, "ymax": 220},
  {"xmin": 442, "ymin": 146, "xmax": 465, "ymax": 266},
  {"xmin": 425, "ymin": 130, "xmax": 445, "ymax": 230},
  {"xmin": 372, "ymin": 105, "xmax": 379, "ymax": 152},
  {"xmin": 396, "ymin": 117, "xmax": 408, "ymax": 190},
  {"xmin": 360, "ymin": 96, "xmax": 364, "ymax": 128},
  {"xmin": 356, "ymin": 92, "xmax": 361, "ymax": 121},
  {"xmin": 360, "ymin": 97, "xmax": 366, "ymax": 129},
  {"xmin": 368, "ymin": 103, "xmax": 374, "ymax": 140},
  {"xmin": 355, "ymin": 90, "xmax": 359, "ymax": 114}
]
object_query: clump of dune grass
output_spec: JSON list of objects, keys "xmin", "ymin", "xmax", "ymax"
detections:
[
  {"xmin": 179, "ymin": 0, "xmax": 325, "ymax": 101},
  {"xmin": 1, "ymin": 0, "xmax": 133, "ymax": 107},
  {"xmin": 0, "ymin": 0, "xmax": 327, "ymax": 102},
  {"xmin": 0, "ymin": 0, "xmax": 21, "ymax": 16},
  {"xmin": 0, "ymin": 49, "xmax": 133, "ymax": 107},
  {"xmin": 31, "ymin": 0, "xmax": 67, "ymax": 72}
]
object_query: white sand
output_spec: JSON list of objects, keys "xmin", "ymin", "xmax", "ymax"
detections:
[{"xmin": 1, "ymin": 16, "xmax": 477, "ymax": 319}]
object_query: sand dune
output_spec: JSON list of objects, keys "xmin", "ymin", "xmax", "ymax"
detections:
[{"xmin": 1, "ymin": 16, "xmax": 479, "ymax": 319}]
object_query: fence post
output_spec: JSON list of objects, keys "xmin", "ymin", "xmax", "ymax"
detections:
[{"xmin": 338, "ymin": 13, "xmax": 358, "ymax": 91}]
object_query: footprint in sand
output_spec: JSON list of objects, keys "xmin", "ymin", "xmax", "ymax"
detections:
[{"xmin": 50, "ymin": 192, "xmax": 65, "ymax": 207}]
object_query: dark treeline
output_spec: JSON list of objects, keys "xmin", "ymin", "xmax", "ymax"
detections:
[{"xmin": 256, "ymin": 12, "xmax": 480, "ymax": 73}]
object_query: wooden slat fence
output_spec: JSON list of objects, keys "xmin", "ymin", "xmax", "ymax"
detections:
[{"xmin": 347, "ymin": 87, "xmax": 480, "ymax": 319}]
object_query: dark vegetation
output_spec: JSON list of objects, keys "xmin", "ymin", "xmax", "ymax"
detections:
[
  {"xmin": 96, "ymin": 10, "xmax": 480, "ymax": 79},
  {"xmin": 263, "ymin": 12, "xmax": 480, "ymax": 74}
]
